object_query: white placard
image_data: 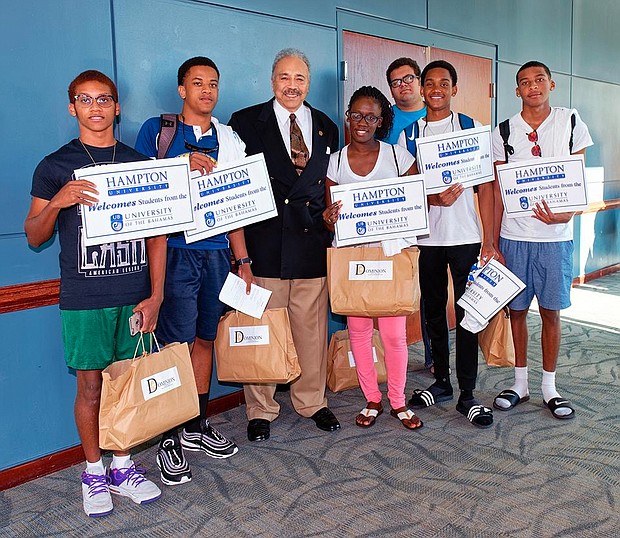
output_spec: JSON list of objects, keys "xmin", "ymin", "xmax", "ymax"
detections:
[
  {"xmin": 457, "ymin": 259, "xmax": 526, "ymax": 325},
  {"xmin": 496, "ymin": 155, "xmax": 588, "ymax": 217},
  {"xmin": 185, "ymin": 153, "xmax": 277, "ymax": 242},
  {"xmin": 218, "ymin": 272, "xmax": 272, "ymax": 319},
  {"xmin": 415, "ymin": 125, "xmax": 493, "ymax": 194},
  {"xmin": 330, "ymin": 175, "xmax": 429, "ymax": 247},
  {"xmin": 78, "ymin": 157, "xmax": 194, "ymax": 246}
]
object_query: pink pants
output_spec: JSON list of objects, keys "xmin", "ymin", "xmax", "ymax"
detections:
[{"xmin": 347, "ymin": 315, "xmax": 408, "ymax": 409}]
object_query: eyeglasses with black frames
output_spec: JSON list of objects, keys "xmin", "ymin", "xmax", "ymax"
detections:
[
  {"xmin": 528, "ymin": 130, "xmax": 542, "ymax": 157},
  {"xmin": 389, "ymin": 74, "xmax": 420, "ymax": 88},
  {"xmin": 346, "ymin": 111, "xmax": 381, "ymax": 125},
  {"xmin": 73, "ymin": 94, "xmax": 116, "ymax": 108}
]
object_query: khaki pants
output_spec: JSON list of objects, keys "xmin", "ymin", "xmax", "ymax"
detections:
[{"xmin": 244, "ymin": 277, "xmax": 328, "ymax": 420}]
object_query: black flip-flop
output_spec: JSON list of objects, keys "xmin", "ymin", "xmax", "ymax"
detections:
[
  {"xmin": 493, "ymin": 389, "xmax": 530, "ymax": 411},
  {"xmin": 544, "ymin": 397, "xmax": 575, "ymax": 420},
  {"xmin": 457, "ymin": 399, "xmax": 494, "ymax": 428}
]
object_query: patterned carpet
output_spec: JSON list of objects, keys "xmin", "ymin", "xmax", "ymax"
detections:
[{"xmin": 1, "ymin": 274, "xmax": 619, "ymax": 537}]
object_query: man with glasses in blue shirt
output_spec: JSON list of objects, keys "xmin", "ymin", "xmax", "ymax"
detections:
[
  {"xmin": 136, "ymin": 56, "xmax": 253, "ymax": 487},
  {"xmin": 383, "ymin": 57, "xmax": 427, "ymax": 144}
]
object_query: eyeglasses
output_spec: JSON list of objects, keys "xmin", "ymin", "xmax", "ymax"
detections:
[
  {"xmin": 183, "ymin": 122, "xmax": 219, "ymax": 155},
  {"xmin": 346, "ymin": 111, "xmax": 380, "ymax": 125},
  {"xmin": 73, "ymin": 94, "xmax": 116, "ymax": 108},
  {"xmin": 389, "ymin": 74, "xmax": 419, "ymax": 88},
  {"xmin": 528, "ymin": 130, "xmax": 542, "ymax": 157}
]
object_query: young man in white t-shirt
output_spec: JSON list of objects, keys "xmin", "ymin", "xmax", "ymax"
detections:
[
  {"xmin": 399, "ymin": 60, "xmax": 497, "ymax": 428},
  {"xmin": 491, "ymin": 61, "xmax": 593, "ymax": 419}
]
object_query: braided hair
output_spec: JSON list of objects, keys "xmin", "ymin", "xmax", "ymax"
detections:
[{"xmin": 347, "ymin": 86, "xmax": 394, "ymax": 141}]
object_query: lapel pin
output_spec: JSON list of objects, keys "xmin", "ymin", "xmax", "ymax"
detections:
[{"xmin": 318, "ymin": 130, "xmax": 323, "ymax": 136}]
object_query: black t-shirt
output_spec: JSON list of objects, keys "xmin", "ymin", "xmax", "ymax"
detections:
[{"xmin": 31, "ymin": 139, "xmax": 152, "ymax": 310}]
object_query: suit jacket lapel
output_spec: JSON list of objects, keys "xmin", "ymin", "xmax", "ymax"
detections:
[{"xmin": 256, "ymin": 99, "xmax": 298, "ymax": 185}]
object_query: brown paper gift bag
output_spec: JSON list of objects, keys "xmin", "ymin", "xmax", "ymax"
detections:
[
  {"xmin": 99, "ymin": 338, "xmax": 199, "ymax": 451},
  {"xmin": 479, "ymin": 308, "xmax": 516, "ymax": 367},
  {"xmin": 214, "ymin": 308, "xmax": 301, "ymax": 383},
  {"xmin": 327, "ymin": 247, "xmax": 420, "ymax": 317},
  {"xmin": 327, "ymin": 329, "xmax": 387, "ymax": 392}
]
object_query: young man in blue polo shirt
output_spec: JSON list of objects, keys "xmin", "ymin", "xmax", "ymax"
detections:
[{"xmin": 136, "ymin": 57, "xmax": 253, "ymax": 486}]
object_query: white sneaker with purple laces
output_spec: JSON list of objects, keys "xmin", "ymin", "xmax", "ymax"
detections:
[
  {"xmin": 108, "ymin": 462, "xmax": 161, "ymax": 504},
  {"xmin": 81, "ymin": 471, "xmax": 113, "ymax": 517}
]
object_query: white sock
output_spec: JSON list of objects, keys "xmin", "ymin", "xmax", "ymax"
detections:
[
  {"xmin": 542, "ymin": 370, "xmax": 572, "ymax": 416},
  {"xmin": 111, "ymin": 454, "xmax": 132, "ymax": 470},
  {"xmin": 494, "ymin": 366, "xmax": 529, "ymax": 409},
  {"xmin": 85, "ymin": 458, "xmax": 105, "ymax": 475}
]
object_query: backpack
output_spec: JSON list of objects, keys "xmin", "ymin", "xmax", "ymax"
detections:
[
  {"xmin": 403, "ymin": 112, "xmax": 475, "ymax": 156},
  {"xmin": 156, "ymin": 114, "xmax": 179, "ymax": 159},
  {"xmin": 499, "ymin": 112, "xmax": 576, "ymax": 162}
]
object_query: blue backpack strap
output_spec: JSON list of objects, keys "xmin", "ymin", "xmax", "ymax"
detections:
[
  {"xmin": 157, "ymin": 114, "xmax": 178, "ymax": 159},
  {"xmin": 457, "ymin": 112, "xmax": 475, "ymax": 130},
  {"xmin": 403, "ymin": 121, "xmax": 420, "ymax": 156}
]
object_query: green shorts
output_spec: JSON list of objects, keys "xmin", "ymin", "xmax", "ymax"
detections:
[{"xmin": 61, "ymin": 305, "xmax": 141, "ymax": 370}]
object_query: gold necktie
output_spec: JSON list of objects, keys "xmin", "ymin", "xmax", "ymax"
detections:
[{"xmin": 290, "ymin": 113, "xmax": 309, "ymax": 175}]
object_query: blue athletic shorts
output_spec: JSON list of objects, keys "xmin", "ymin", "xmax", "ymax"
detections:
[
  {"xmin": 156, "ymin": 247, "xmax": 230, "ymax": 343},
  {"xmin": 500, "ymin": 238, "xmax": 573, "ymax": 311}
]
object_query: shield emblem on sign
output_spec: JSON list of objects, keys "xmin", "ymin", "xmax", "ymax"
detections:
[
  {"xmin": 204, "ymin": 211, "xmax": 216, "ymax": 227},
  {"xmin": 442, "ymin": 170, "xmax": 453, "ymax": 184},
  {"xmin": 110, "ymin": 214, "xmax": 123, "ymax": 232},
  {"xmin": 519, "ymin": 196, "xmax": 529, "ymax": 210},
  {"xmin": 356, "ymin": 221, "xmax": 367, "ymax": 235}
]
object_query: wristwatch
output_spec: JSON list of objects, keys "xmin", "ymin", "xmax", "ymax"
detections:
[{"xmin": 236, "ymin": 257, "xmax": 252, "ymax": 266}]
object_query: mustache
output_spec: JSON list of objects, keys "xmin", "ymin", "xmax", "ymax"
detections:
[{"xmin": 283, "ymin": 89, "xmax": 303, "ymax": 97}]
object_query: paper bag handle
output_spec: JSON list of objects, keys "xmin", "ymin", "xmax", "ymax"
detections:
[{"xmin": 132, "ymin": 332, "xmax": 162, "ymax": 361}]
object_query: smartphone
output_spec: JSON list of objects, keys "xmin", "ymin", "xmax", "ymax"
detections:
[{"xmin": 128, "ymin": 311, "xmax": 143, "ymax": 336}]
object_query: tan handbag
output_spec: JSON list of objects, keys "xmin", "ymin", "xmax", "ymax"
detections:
[
  {"xmin": 327, "ymin": 329, "xmax": 387, "ymax": 392},
  {"xmin": 214, "ymin": 308, "xmax": 301, "ymax": 383},
  {"xmin": 479, "ymin": 308, "xmax": 516, "ymax": 367},
  {"xmin": 327, "ymin": 246, "xmax": 420, "ymax": 316},
  {"xmin": 99, "ymin": 336, "xmax": 199, "ymax": 451}
]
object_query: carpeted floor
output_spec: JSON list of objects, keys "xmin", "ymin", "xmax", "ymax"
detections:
[{"xmin": 1, "ymin": 274, "xmax": 619, "ymax": 537}]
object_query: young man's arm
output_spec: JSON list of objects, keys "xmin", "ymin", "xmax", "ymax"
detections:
[
  {"xmin": 228, "ymin": 228, "xmax": 254, "ymax": 293},
  {"xmin": 135, "ymin": 235, "xmax": 167, "ymax": 333},
  {"xmin": 492, "ymin": 161, "xmax": 506, "ymax": 264},
  {"xmin": 477, "ymin": 180, "xmax": 498, "ymax": 263},
  {"xmin": 24, "ymin": 180, "xmax": 98, "ymax": 247}
]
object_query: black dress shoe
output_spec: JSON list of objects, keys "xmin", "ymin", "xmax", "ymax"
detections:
[
  {"xmin": 310, "ymin": 407, "xmax": 341, "ymax": 432},
  {"xmin": 247, "ymin": 419, "xmax": 270, "ymax": 442}
]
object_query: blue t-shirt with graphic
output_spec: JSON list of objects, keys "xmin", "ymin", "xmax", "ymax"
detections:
[{"xmin": 31, "ymin": 139, "xmax": 151, "ymax": 310}]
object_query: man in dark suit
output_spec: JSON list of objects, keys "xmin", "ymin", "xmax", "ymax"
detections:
[{"xmin": 229, "ymin": 48, "xmax": 340, "ymax": 441}]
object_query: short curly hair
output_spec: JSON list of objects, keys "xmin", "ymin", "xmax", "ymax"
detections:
[
  {"xmin": 68, "ymin": 70, "xmax": 118, "ymax": 103},
  {"xmin": 347, "ymin": 86, "xmax": 394, "ymax": 140}
]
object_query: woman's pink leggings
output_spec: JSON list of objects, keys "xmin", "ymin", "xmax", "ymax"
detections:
[{"xmin": 347, "ymin": 315, "xmax": 408, "ymax": 409}]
